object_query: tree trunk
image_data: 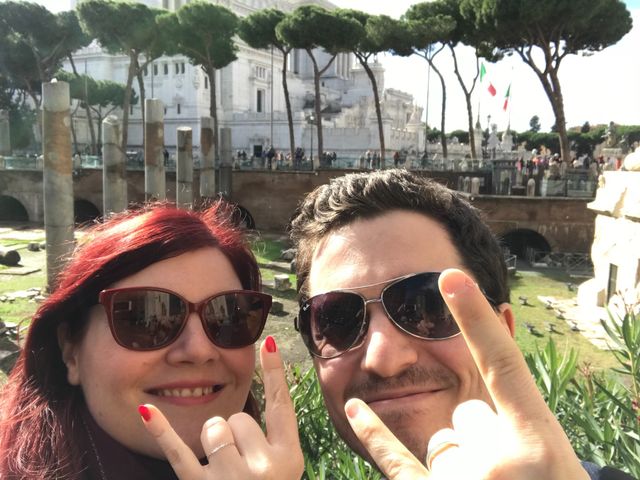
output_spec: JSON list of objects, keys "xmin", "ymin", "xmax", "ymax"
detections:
[
  {"xmin": 549, "ymin": 69, "xmax": 571, "ymax": 165},
  {"xmin": 120, "ymin": 53, "xmax": 137, "ymax": 155},
  {"xmin": 207, "ymin": 65, "xmax": 219, "ymax": 166},
  {"xmin": 136, "ymin": 65, "xmax": 146, "ymax": 150},
  {"xmin": 280, "ymin": 48, "xmax": 295, "ymax": 163},
  {"xmin": 307, "ymin": 50, "xmax": 337, "ymax": 169},
  {"xmin": 449, "ymin": 46, "xmax": 479, "ymax": 159},
  {"xmin": 70, "ymin": 103, "xmax": 79, "ymax": 154},
  {"xmin": 68, "ymin": 54, "xmax": 97, "ymax": 155},
  {"xmin": 360, "ymin": 56, "xmax": 385, "ymax": 165},
  {"xmin": 429, "ymin": 59, "xmax": 448, "ymax": 160},
  {"xmin": 519, "ymin": 49, "xmax": 571, "ymax": 165},
  {"xmin": 307, "ymin": 50, "xmax": 321, "ymax": 170}
]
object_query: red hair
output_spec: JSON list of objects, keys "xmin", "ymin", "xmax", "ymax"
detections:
[{"xmin": 0, "ymin": 202, "xmax": 262, "ymax": 479}]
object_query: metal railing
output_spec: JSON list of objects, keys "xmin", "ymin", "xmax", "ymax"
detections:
[{"xmin": 525, "ymin": 248, "xmax": 593, "ymax": 276}]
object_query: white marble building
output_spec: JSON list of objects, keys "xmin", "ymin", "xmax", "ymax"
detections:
[{"xmin": 65, "ymin": 0, "xmax": 424, "ymax": 161}]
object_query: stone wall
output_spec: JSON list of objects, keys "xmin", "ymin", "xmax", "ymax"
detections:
[{"xmin": 578, "ymin": 171, "xmax": 640, "ymax": 317}]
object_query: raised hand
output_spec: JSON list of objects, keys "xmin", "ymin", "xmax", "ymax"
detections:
[
  {"xmin": 345, "ymin": 268, "xmax": 590, "ymax": 479},
  {"xmin": 139, "ymin": 336, "xmax": 304, "ymax": 480}
]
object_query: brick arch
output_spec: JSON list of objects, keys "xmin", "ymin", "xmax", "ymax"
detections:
[
  {"xmin": 0, "ymin": 195, "xmax": 29, "ymax": 222},
  {"xmin": 498, "ymin": 228, "xmax": 552, "ymax": 259},
  {"xmin": 74, "ymin": 198, "xmax": 102, "ymax": 226},
  {"xmin": 233, "ymin": 204, "xmax": 255, "ymax": 230}
]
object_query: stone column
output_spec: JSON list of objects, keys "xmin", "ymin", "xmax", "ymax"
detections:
[
  {"xmin": 527, "ymin": 178, "xmax": 536, "ymax": 197},
  {"xmin": 144, "ymin": 99, "xmax": 166, "ymax": 201},
  {"xmin": 102, "ymin": 115, "xmax": 127, "ymax": 215},
  {"xmin": 220, "ymin": 127, "xmax": 232, "ymax": 167},
  {"xmin": 0, "ymin": 109, "xmax": 10, "ymax": 156},
  {"xmin": 218, "ymin": 127, "xmax": 232, "ymax": 196},
  {"xmin": 176, "ymin": 127, "xmax": 193, "ymax": 209},
  {"xmin": 200, "ymin": 116, "xmax": 216, "ymax": 198},
  {"xmin": 42, "ymin": 81, "xmax": 75, "ymax": 290}
]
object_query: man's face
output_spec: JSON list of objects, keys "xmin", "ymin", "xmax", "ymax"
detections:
[{"xmin": 307, "ymin": 210, "xmax": 512, "ymax": 465}]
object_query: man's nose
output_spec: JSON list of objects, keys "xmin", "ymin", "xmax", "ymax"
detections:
[{"xmin": 360, "ymin": 302, "xmax": 419, "ymax": 377}]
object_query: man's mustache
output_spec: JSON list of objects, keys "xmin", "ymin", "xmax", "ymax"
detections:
[{"xmin": 344, "ymin": 366, "xmax": 458, "ymax": 400}]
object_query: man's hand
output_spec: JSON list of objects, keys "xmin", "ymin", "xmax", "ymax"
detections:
[
  {"xmin": 139, "ymin": 336, "xmax": 304, "ymax": 480},
  {"xmin": 345, "ymin": 268, "xmax": 590, "ymax": 479}
]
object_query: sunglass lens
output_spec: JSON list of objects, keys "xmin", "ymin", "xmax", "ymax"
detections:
[
  {"xmin": 111, "ymin": 290, "xmax": 186, "ymax": 349},
  {"xmin": 203, "ymin": 293, "xmax": 269, "ymax": 348},
  {"xmin": 383, "ymin": 273, "xmax": 459, "ymax": 339},
  {"xmin": 300, "ymin": 292, "xmax": 365, "ymax": 358}
]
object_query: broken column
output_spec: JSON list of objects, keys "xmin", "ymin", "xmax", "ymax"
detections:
[
  {"xmin": 102, "ymin": 115, "xmax": 127, "ymax": 215},
  {"xmin": 144, "ymin": 99, "xmax": 166, "ymax": 201},
  {"xmin": 176, "ymin": 127, "xmax": 193, "ymax": 209},
  {"xmin": 200, "ymin": 116, "xmax": 216, "ymax": 198},
  {"xmin": 42, "ymin": 81, "xmax": 75, "ymax": 290},
  {"xmin": 0, "ymin": 109, "xmax": 10, "ymax": 156}
]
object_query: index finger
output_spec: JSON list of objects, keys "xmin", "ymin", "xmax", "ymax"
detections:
[
  {"xmin": 260, "ymin": 335, "xmax": 300, "ymax": 448},
  {"xmin": 438, "ymin": 268, "xmax": 548, "ymax": 417},
  {"xmin": 138, "ymin": 404, "xmax": 203, "ymax": 479}
]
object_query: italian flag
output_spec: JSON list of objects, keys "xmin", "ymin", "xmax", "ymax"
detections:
[
  {"xmin": 480, "ymin": 62, "xmax": 496, "ymax": 96},
  {"xmin": 503, "ymin": 84, "xmax": 511, "ymax": 111}
]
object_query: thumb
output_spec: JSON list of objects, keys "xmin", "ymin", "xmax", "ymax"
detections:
[{"xmin": 345, "ymin": 398, "xmax": 430, "ymax": 480}]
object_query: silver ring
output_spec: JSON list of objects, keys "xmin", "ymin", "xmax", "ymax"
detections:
[
  {"xmin": 206, "ymin": 442, "xmax": 236, "ymax": 460},
  {"xmin": 426, "ymin": 430, "xmax": 459, "ymax": 471}
]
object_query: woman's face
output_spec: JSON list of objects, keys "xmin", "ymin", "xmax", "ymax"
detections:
[{"xmin": 60, "ymin": 247, "xmax": 256, "ymax": 458}]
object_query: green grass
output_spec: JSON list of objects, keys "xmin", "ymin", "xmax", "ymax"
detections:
[
  {"xmin": 251, "ymin": 236, "xmax": 286, "ymax": 265},
  {"xmin": 509, "ymin": 270, "xmax": 616, "ymax": 369}
]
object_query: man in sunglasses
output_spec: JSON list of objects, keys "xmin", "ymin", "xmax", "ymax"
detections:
[{"xmin": 290, "ymin": 169, "xmax": 632, "ymax": 479}]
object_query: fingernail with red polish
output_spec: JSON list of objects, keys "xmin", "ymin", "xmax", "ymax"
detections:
[
  {"xmin": 265, "ymin": 335, "xmax": 277, "ymax": 353},
  {"xmin": 138, "ymin": 404, "xmax": 152, "ymax": 422}
]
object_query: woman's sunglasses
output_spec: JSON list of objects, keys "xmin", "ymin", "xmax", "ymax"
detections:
[
  {"xmin": 99, "ymin": 287, "xmax": 272, "ymax": 351},
  {"xmin": 296, "ymin": 272, "xmax": 489, "ymax": 359}
]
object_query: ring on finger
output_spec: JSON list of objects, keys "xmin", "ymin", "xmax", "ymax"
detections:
[
  {"xmin": 426, "ymin": 430, "xmax": 460, "ymax": 471},
  {"xmin": 206, "ymin": 442, "xmax": 236, "ymax": 460}
]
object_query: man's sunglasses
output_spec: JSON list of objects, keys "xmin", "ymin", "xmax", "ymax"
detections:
[
  {"xmin": 99, "ymin": 287, "xmax": 272, "ymax": 351},
  {"xmin": 296, "ymin": 272, "xmax": 489, "ymax": 359}
]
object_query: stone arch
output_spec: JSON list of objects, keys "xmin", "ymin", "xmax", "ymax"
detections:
[
  {"xmin": 74, "ymin": 199, "xmax": 101, "ymax": 226},
  {"xmin": 499, "ymin": 228, "xmax": 551, "ymax": 260},
  {"xmin": 0, "ymin": 195, "xmax": 29, "ymax": 222},
  {"xmin": 233, "ymin": 204, "xmax": 255, "ymax": 230}
]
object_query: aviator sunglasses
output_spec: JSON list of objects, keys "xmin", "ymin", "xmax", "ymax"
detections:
[
  {"xmin": 296, "ymin": 272, "xmax": 495, "ymax": 359},
  {"xmin": 99, "ymin": 287, "xmax": 272, "ymax": 351}
]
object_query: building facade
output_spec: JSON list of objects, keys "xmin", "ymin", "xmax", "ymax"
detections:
[{"xmin": 65, "ymin": 0, "xmax": 424, "ymax": 162}]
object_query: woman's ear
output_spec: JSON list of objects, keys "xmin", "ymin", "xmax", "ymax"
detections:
[
  {"xmin": 57, "ymin": 323, "xmax": 81, "ymax": 385},
  {"xmin": 497, "ymin": 303, "xmax": 516, "ymax": 338}
]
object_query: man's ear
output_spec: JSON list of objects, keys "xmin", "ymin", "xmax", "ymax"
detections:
[
  {"xmin": 57, "ymin": 323, "xmax": 81, "ymax": 386},
  {"xmin": 497, "ymin": 303, "xmax": 516, "ymax": 338}
]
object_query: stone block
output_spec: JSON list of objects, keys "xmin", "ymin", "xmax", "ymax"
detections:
[
  {"xmin": 274, "ymin": 274, "xmax": 292, "ymax": 291},
  {"xmin": 281, "ymin": 248, "xmax": 296, "ymax": 261}
]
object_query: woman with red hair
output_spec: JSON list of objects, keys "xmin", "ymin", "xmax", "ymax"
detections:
[{"xmin": 0, "ymin": 203, "xmax": 303, "ymax": 479}]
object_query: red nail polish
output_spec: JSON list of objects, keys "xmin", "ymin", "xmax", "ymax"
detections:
[
  {"xmin": 138, "ymin": 404, "xmax": 152, "ymax": 422},
  {"xmin": 265, "ymin": 335, "xmax": 277, "ymax": 353}
]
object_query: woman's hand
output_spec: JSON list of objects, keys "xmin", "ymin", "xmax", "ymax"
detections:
[
  {"xmin": 139, "ymin": 336, "xmax": 304, "ymax": 480},
  {"xmin": 344, "ymin": 269, "xmax": 590, "ymax": 480}
]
